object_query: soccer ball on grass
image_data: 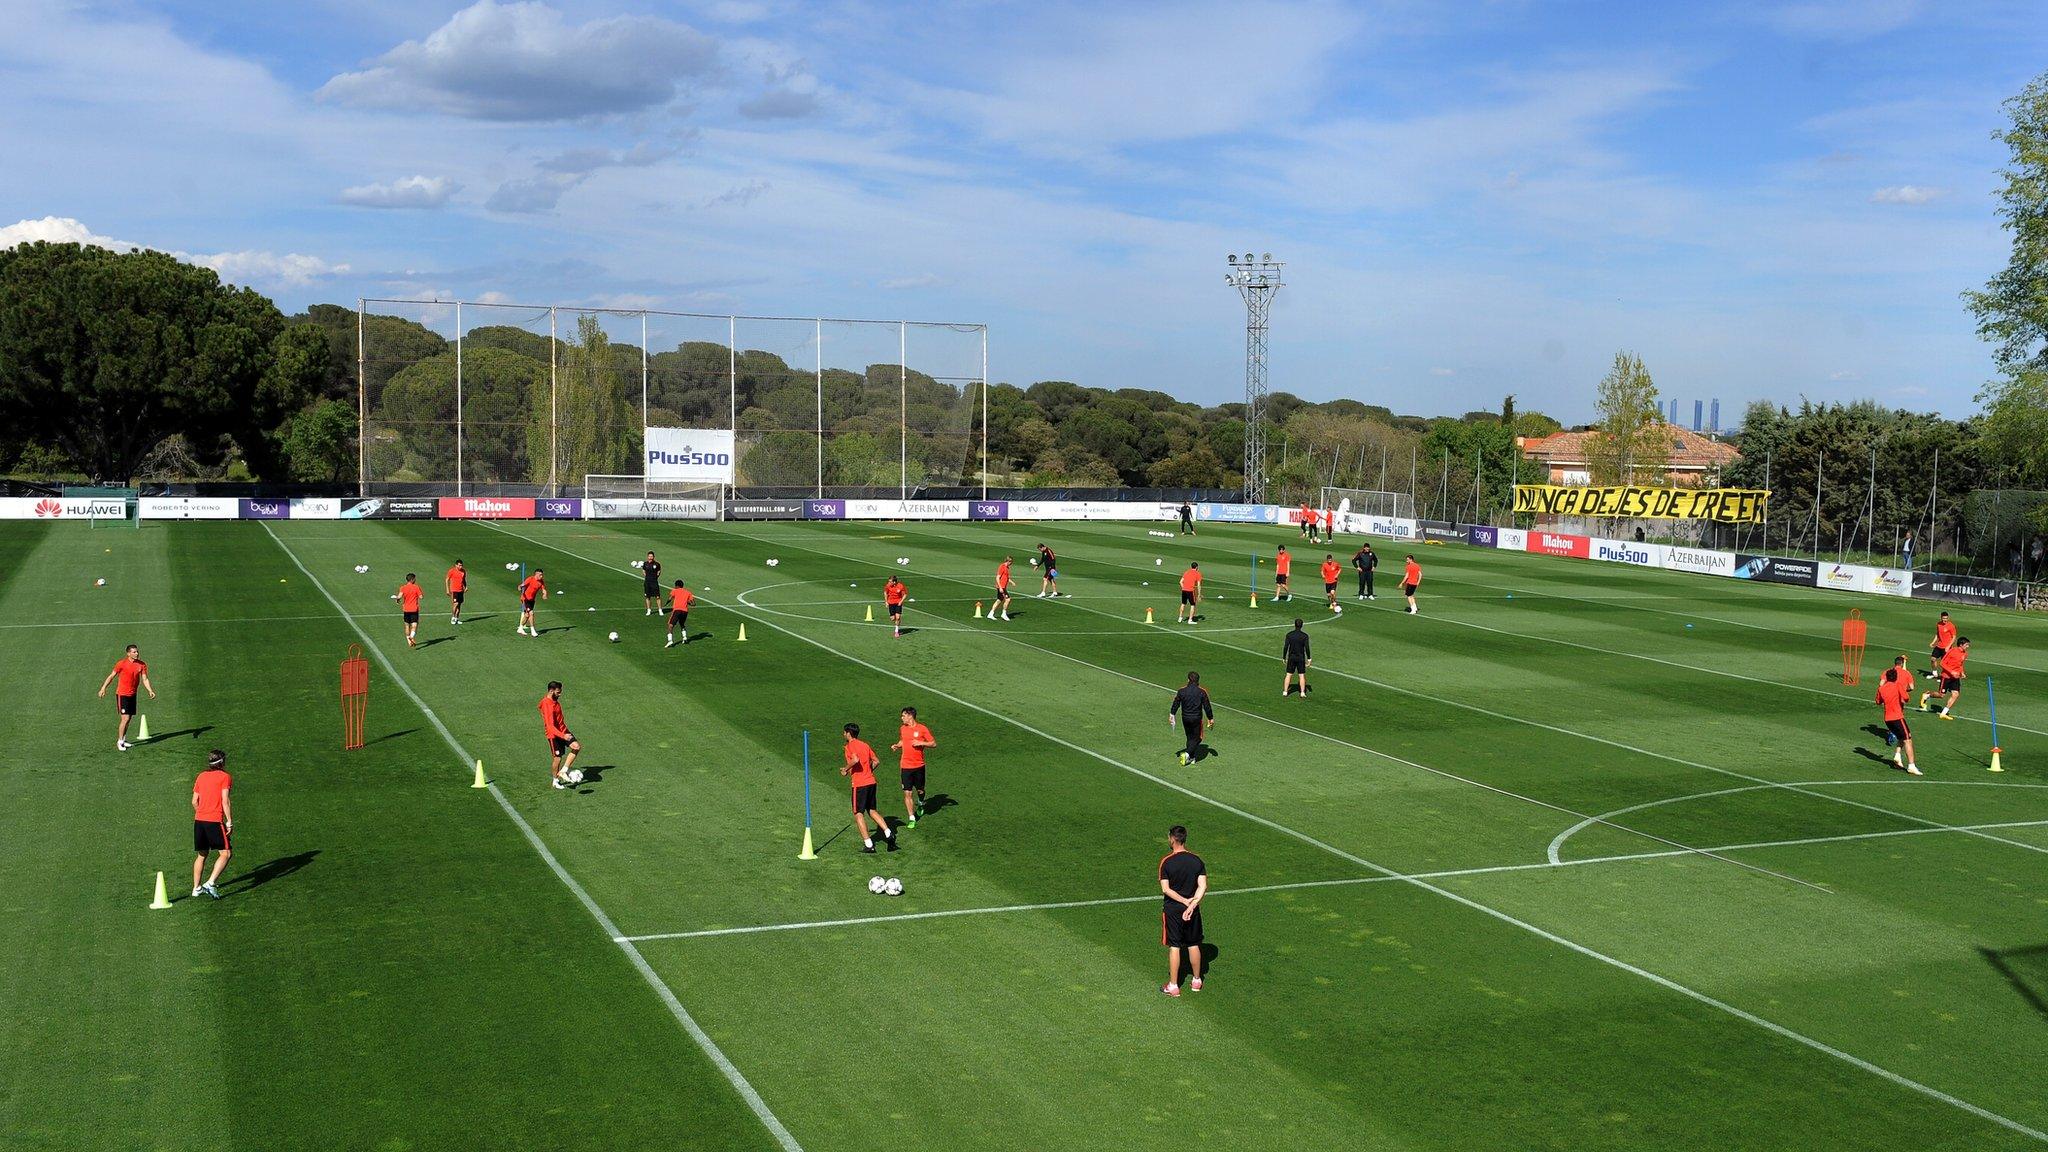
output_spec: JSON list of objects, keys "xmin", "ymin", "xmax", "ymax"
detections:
[
  {"xmin": 608, "ymin": 631, "xmax": 620, "ymax": 642},
  {"xmin": 566, "ymin": 769, "xmax": 585, "ymax": 785},
  {"xmin": 883, "ymin": 877, "xmax": 904, "ymax": 897},
  {"xmin": 868, "ymin": 876, "xmax": 888, "ymax": 894}
]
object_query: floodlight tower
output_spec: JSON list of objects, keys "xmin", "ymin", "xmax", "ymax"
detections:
[{"xmin": 1224, "ymin": 252, "xmax": 1283, "ymax": 503}]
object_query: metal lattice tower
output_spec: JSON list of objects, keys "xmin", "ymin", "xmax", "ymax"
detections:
[{"xmin": 1224, "ymin": 253, "xmax": 1283, "ymax": 503}]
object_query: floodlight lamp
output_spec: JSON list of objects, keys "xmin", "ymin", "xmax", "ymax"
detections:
[
  {"xmin": 1262, "ymin": 253, "xmax": 1271, "ymax": 262},
  {"xmin": 1227, "ymin": 254, "xmax": 1237, "ymax": 264}
]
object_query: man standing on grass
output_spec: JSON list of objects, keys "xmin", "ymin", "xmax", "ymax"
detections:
[
  {"xmin": 1159, "ymin": 825, "xmax": 1207, "ymax": 997},
  {"xmin": 518, "ymin": 568, "xmax": 547, "ymax": 637},
  {"xmin": 445, "ymin": 560, "xmax": 467, "ymax": 625},
  {"xmin": 665, "ymin": 580, "xmax": 694, "ymax": 648},
  {"xmin": 884, "ymin": 574, "xmax": 908, "ymax": 638},
  {"xmin": 1924, "ymin": 612, "xmax": 1956, "ymax": 682},
  {"xmin": 97, "ymin": 643, "xmax": 156, "ymax": 751},
  {"xmin": 893, "ymin": 707, "xmax": 936, "ymax": 826},
  {"xmin": 191, "ymin": 749, "xmax": 232, "ymax": 899},
  {"xmin": 1274, "ymin": 546, "xmax": 1292, "ymax": 602},
  {"xmin": 641, "ymin": 552, "xmax": 662, "ymax": 617},
  {"xmin": 993, "ymin": 556, "xmax": 1014, "ymax": 621},
  {"xmin": 540, "ymin": 680, "xmax": 580, "ymax": 789},
  {"xmin": 1177, "ymin": 562, "xmax": 1203, "ymax": 624},
  {"xmin": 1920, "ymin": 638, "xmax": 1971, "ymax": 719},
  {"xmin": 1322, "ymin": 507, "xmax": 1335, "ymax": 542},
  {"xmin": 1298, "ymin": 502, "xmax": 1313, "ymax": 541},
  {"xmin": 1036, "ymin": 543, "xmax": 1061, "ymax": 598},
  {"xmin": 1877, "ymin": 657, "xmax": 1920, "ymax": 776},
  {"xmin": 1353, "ymin": 541, "xmax": 1376, "ymax": 600},
  {"xmin": 1179, "ymin": 500, "xmax": 1195, "ymax": 535},
  {"xmin": 1283, "ymin": 618, "xmax": 1312, "ymax": 698},
  {"xmin": 1170, "ymin": 671, "xmax": 1214, "ymax": 764},
  {"xmin": 1320, "ymin": 554, "xmax": 1343, "ymax": 613},
  {"xmin": 1402, "ymin": 555, "xmax": 1422, "ymax": 614},
  {"xmin": 396, "ymin": 572, "xmax": 424, "ymax": 649},
  {"xmin": 842, "ymin": 723, "xmax": 896, "ymax": 853}
]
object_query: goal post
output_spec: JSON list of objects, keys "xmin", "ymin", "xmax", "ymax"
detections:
[
  {"xmin": 1321, "ymin": 486, "xmax": 1414, "ymax": 529},
  {"xmin": 581, "ymin": 475, "xmax": 724, "ymax": 521},
  {"xmin": 63, "ymin": 485, "xmax": 141, "ymax": 528}
]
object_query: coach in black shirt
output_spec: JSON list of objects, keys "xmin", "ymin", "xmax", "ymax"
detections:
[
  {"xmin": 1283, "ymin": 618, "xmax": 1312, "ymax": 697},
  {"xmin": 1352, "ymin": 542, "xmax": 1376, "ymax": 600},
  {"xmin": 1169, "ymin": 672, "xmax": 1213, "ymax": 764},
  {"xmin": 1159, "ymin": 825, "xmax": 1208, "ymax": 996}
]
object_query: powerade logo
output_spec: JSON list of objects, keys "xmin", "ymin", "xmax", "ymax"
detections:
[
  {"xmin": 647, "ymin": 447, "xmax": 731, "ymax": 468},
  {"xmin": 1595, "ymin": 543, "xmax": 1651, "ymax": 565}
]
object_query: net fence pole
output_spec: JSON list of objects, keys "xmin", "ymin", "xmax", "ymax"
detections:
[
  {"xmin": 640, "ymin": 311, "xmax": 649, "ymax": 431},
  {"xmin": 356, "ymin": 299, "xmax": 368, "ymax": 495},
  {"xmin": 728, "ymin": 316, "xmax": 737, "ymax": 480},
  {"xmin": 815, "ymin": 318, "xmax": 824, "ymax": 497},
  {"xmin": 549, "ymin": 308, "xmax": 560, "ymax": 496},
  {"xmin": 899, "ymin": 320, "xmax": 908, "ymax": 498},
  {"xmin": 981, "ymin": 326, "xmax": 989, "ymax": 500},
  {"xmin": 455, "ymin": 301, "xmax": 464, "ymax": 497}
]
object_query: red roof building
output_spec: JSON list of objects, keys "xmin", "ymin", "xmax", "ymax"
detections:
[{"xmin": 1518, "ymin": 424, "xmax": 1741, "ymax": 487}]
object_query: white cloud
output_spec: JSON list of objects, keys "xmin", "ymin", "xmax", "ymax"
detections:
[
  {"xmin": 0, "ymin": 217, "xmax": 347, "ymax": 287},
  {"xmin": 699, "ymin": 179, "xmax": 770, "ymax": 209},
  {"xmin": 0, "ymin": 216, "xmax": 136, "ymax": 250},
  {"xmin": 318, "ymin": 0, "xmax": 720, "ymax": 121},
  {"xmin": 1870, "ymin": 184, "xmax": 1945, "ymax": 205},
  {"xmin": 1829, "ymin": 370, "xmax": 1861, "ymax": 381},
  {"xmin": 1429, "ymin": 367, "xmax": 1456, "ymax": 377},
  {"xmin": 538, "ymin": 141, "xmax": 683, "ymax": 174},
  {"xmin": 487, "ymin": 172, "xmax": 585, "ymax": 213},
  {"xmin": 1763, "ymin": 0, "xmax": 1923, "ymax": 40},
  {"xmin": 878, "ymin": 273, "xmax": 943, "ymax": 291},
  {"xmin": 338, "ymin": 175, "xmax": 458, "ymax": 209}
]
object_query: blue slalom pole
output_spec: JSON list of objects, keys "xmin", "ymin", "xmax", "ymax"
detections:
[
  {"xmin": 798, "ymin": 730, "xmax": 818, "ymax": 857},
  {"xmin": 1250, "ymin": 552, "xmax": 1258, "ymax": 604}
]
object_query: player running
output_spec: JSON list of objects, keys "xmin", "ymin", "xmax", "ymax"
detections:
[
  {"xmin": 893, "ymin": 707, "xmax": 936, "ymax": 826},
  {"xmin": 1177, "ymin": 562, "xmax": 1203, "ymax": 624},
  {"xmin": 1170, "ymin": 671, "xmax": 1214, "ymax": 764},
  {"xmin": 1924, "ymin": 612, "xmax": 1956, "ymax": 682},
  {"xmin": 884, "ymin": 574, "xmax": 908, "ymax": 637},
  {"xmin": 1402, "ymin": 555, "xmax": 1422, "ymax": 614},
  {"xmin": 97, "ymin": 643, "xmax": 156, "ymax": 751},
  {"xmin": 1919, "ymin": 637, "xmax": 1971, "ymax": 719},
  {"xmin": 540, "ymin": 680, "xmax": 581, "ymax": 789},
  {"xmin": 191, "ymin": 749, "xmax": 233, "ymax": 899},
  {"xmin": 1273, "ymin": 546, "xmax": 1292, "ymax": 601},
  {"xmin": 1320, "ymin": 554, "xmax": 1342, "ymax": 612},
  {"xmin": 396, "ymin": 572, "xmax": 424, "ymax": 648},
  {"xmin": 1159, "ymin": 825, "xmax": 1208, "ymax": 997},
  {"xmin": 445, "ymin": 560, "xmax": 467, "ymax": 625},
  {"xmin": 1876, "ymin": 657, "xmax": 1920, "ymax": 775},
  {"xmin": 642, "ymin": 552, "xmax": 662, "ymax": 616},
  {"xmin": 842, "ymin": 722, "xmax": 897, "ymax": 853},
  {"xmin": 1036, "ymin": 543, "xmax": 1061, "ymax": 597},
  {"xmin": 1353, "ymin": 541, "xmax": 1376, "ymax": 600},
  {"xmin": 1282, "ymin": 618, "xmax": 1312, "ymax": 698},
  {"xmin": 517, "ymin": 568, "xmax": 547, "ymax": 636},
  {"xmin": 992, "ymin": 556, "xmax": 1014, "ymax": 621},
  {"xmin": 665, "ymin": 580, "xmax": 694, "ymax": 648}
]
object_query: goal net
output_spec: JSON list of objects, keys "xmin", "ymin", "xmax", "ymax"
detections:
[
  {"xmin": 1321, "ymin": 486, "xmax": 1413, "ymax": 530},
  {"xmin": 581, "ymin": 475, "xmax": 724, "ymax": 521},
  {"xmin": 63, "ymin": 485, "xmax": 140, "ymax": 528}
]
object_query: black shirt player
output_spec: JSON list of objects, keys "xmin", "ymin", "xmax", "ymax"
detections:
[
  {"xmin": 1169, "ymin": 672, "xmax": 1214, "ymax": 765},
  {"xmin": 1282, "ymin": 619, "xmax": 1312, "ymax": 698},
  {"xmin": 1159, "ymin": 825, "xmax": 1208, "ymax": 997},
  {"xmin": 641, "ymin": 552, "xmax": 663, "ymax": 616},
  {"xmin": 1178, "ymin": 501, "xmax": 1195, "ymax": 535},
  {"xmin": 1352, "ymin": 543, "xmax": 1376, "ymax": 600}
]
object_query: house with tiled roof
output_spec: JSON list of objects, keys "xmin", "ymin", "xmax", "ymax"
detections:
[{"xmin": 1518, "ymin": 423, "xmax": 1741, "ymax": 486}]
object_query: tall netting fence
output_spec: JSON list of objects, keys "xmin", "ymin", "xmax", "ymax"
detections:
[{"xmin": 358, "ymin": 301, "xmax": 987, "ymax": 497}]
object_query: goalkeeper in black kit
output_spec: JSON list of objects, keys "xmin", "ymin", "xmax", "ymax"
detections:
[{"xmin": 1170, "ymin": 672, "xmax": 1214, "ymax": 765}]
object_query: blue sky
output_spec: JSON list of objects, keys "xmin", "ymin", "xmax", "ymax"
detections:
[{"xmin": 3, "ymin": 0, "xmax": 2043, "ymax": 423}]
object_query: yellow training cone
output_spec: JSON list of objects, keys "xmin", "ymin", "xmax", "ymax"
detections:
[
  {"xmin": 798, "ymin": 826, "xmax": 817, "ymax": 860},
  {"xmin": 974, "ymin": 601, "xmax": 984, "ymax": 619},
  {"xmin": 1144, "ymin": 606, "xmax": 1154, "ymax": 623},
  {"xmin": 136, "ymin": 714, "xmax": 149, "ymax": 741},
  {"xmin": 736, "ymin": 623, "xmax": 748, "ymax": 642},
  {"xmin": 1991, "ymin": 746, "xmax": 2004, "ymax": 773},
  {"xmin": 472, "ymin": 759, "xmax": 489, "ymax": 788},
  {"xmin": 149, "ymin": 871, "xmax": 172, "ymax": 910},
  {"xmin": 864, "ymin": 604, "xmax": 874, "ymax": 622},
  {"xmin": 1248, "ymin": 593, "xmax": 1258, "ymax": 608}
]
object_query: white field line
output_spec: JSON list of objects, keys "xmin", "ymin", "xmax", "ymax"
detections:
[
  {"xmin": 260, "ymin": 524, "xmax": 802, "ymax": 1152},
  {"xmin": 991, "ymin": 520, "xmax": 2048, "ymax": 736},
  {"xmin": 710, "ymin": 520, "xmax": 2048, "ymax": 862},
  {"xmin": 481, "ymin": 520, "xmax": 2048, "ymax": 1145},
  {"xmin": 622, "ymin": 815, "xmax": 2048, "ymax": 944}
]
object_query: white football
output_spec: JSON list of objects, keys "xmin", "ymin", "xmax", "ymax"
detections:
[
  {"xmin": 1155, "ymin": 558, "xmax": 1163, "ymax": 565},
  {"xmin": 868, "ymin": 876, "xmax": 887, "ymax": 894},
  {"xmin": 505, "ymin": 562, "xmax": 518, "ymax": 570},
  {"xmin": 1334, "ymin": 605, "xmax": 1343, "ymax": 614},
  {"xmin": 608, "ymin": 631, "xmax": 620, "ymax": 642},
  {"xmin": 766, "ymin": 558, "xmax": 779, "ymax": 567},
  {"xmin": 567, "ymin": 769, "xmax": 585, "ymax": 784},
  {"xmin": 1029, "ymin": 557, "xmax": 1038, "ymax": 566},
  {"xmin": 884, "ymin": 877, "xmax": 904, "ymax": 896},
  {"xmin": 631, "ymin": 560, "xmax": 643, "ymax": 569},
  {"xmin": 95, "ymin": 578, "xmax": 106, "ymax": 586},
  {"xmin": 897, "ymin": 557, "xmax": 909, "ymax": 565}
]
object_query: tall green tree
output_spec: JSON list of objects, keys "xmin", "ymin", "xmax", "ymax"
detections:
[
  {"xmin": 1964, "ymin": 70, "xmax": 2048, "ymax": 490},
  {"xmin": 527, "ymin": 313, "xmax": 636, "ymax": 488},
  {"xmin": 1587, "ymin": 351, "xmax": 1664, "ymax": 486},
  {"xmin": 0, "ymin": 242, "xmax": 327, "ymax": 482}
]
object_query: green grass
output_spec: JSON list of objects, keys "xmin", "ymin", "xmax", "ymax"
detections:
[{"xmin": 5, "ymin": 516, "xmax": 2048, "ymax": 1150}]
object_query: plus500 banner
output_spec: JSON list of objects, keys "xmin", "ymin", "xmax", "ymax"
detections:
[{"xmin": 644, "ymin": 428, "xmax": 736, "ymax": 483}]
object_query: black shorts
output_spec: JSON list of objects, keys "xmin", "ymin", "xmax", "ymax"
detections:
[
  {"xmin": 996, "ymin": 586, "xmax": 1010, "ymax": 599},
  {"xmin": 1275, "ymin": 573, "xmax": 1290, "ymax": 586},
  {"xmin": 522, "ymin": 598, "xmax": 536, "ymax": 611},
  {"xmin": 194, "ymin": 820, "xmax": 229, "ymax": 852},
  {"xmin": 450, "ymin": 590, "xmax": 464, "ymax": 605},
  {"xmin": 1044, "ymin": 567, "xmax": 1058, "ymax": 581},
  {"xmin": 1324, "ymin": 582, "xmax": 1337, "ymax": 594},
  {"xmin": 900, "ymin": 767, "xmax": 925, "ymax": 792},
  {"xmin": 1930, "ymin": 646, "xmax": 1946, "ymax": 662},
  {"xmin": 644, "ymin": 583, "xmax": 660, "ymax": 599},
  {"xmin": 550, "ymin": 735, "xmax": 574, "ymax": 756},
  {"xmin": 403, "ymin": 610, "xmax": 420, "ymax": 623},
  {"xmin": 888, "ymin": 604, "xmax": 902, "ymax": 619},
  {"xmin": 852, "ymin": 783, "xmax": 878, "ymax": 813},
  {"xmin": 1941, "ymin": 677, "xmax": 1962, "ymax": 693},
  {"xmin": 1402, "ymin": 582, "xmax": 1418, "ymax": 596},
  {"xmin": 1181, "ymin": 590, "xmax": 1196, "ymax": 605},
  {"xmin": 1285, "ymin": 657, "xmax": 1307, "ymax": 674},
  {"xmin": 669, "ymin": 610, "xmax": 688, "ymax": 629},
  {"xmin": 117, "ymin": 694, "xmax": 138, "ymax": 716},
  {"xmin": 1885, "ymin": 718, "xmax": 1911, "ymax": 742},
  {"xmin": 1162, "ymin": 908, "xmax": 1204, "ymax": 949}
]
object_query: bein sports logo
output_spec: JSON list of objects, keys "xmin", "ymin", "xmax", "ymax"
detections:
[
  {"xmin": 648, "ymin": 446, "xmax": 731, "ymax": 467},
  {"xmin": 33, "ymin": 498, "xmax": 60, "ymax": 518}
]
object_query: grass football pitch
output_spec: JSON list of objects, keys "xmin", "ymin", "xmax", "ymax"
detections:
[{"xmin": 6, "ymin": 516, "xmax": 2048, "ymax": 1151}]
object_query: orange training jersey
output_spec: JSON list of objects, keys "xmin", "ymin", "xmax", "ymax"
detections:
[
  {"xmin": 446, "ymin": 565, "xmax": 467, "ymax": 593},
  {"xmin": 193, "ymin": 769, "xmax": 231, "ymax": 822},
  {"xmin": 1934, "ymin": 620, "xmax": 1956, "ymax": 649},
  {"xmin": 1320, "ymin": 560, "xmax": 1341, "ymax": 584},
  {"xmin": 899, "ymin": 723, "xmax": 933, "ymax": 768},
  {"xmin": 1323, "ymin": 510, "xmax": 1333, "ymax": 528},
  {"xmin": 884, "ymin": 581, "xmax": 907, "ymax": 606},
  {"xmin": 539, "ymin": 695, "xmax": 569, "ymax": 739},
  {"xmin": 997, "ymin": 561, "xmax": 1012, "ymax": 590},
  {"xmin": 399, "ymin": 582, "xmax": 423, "ymax": 611},
  {"xmin": 1403, "ymin": 560, "xmax": 1422, "ymax": 586},
  {"xmin": 521, "ymin": 574, "xmax": 545, "ymax": 601},
  {"xmin": 845, "ymin": 739, "xmax": 878, "ymax": 786},
  {"xmin": 1180, "ymin": 567, "xmax": 1201, "ymax": 593},
  {"xmin": 113, "ymin": 657, "xmax": 147, "ymax": 696},
  {"xmin": 1275, "ymin": 552, "xmax": 1291, "ymax": 576},
  {"xmin": 1877, "ymin": 678, "xmax": 1907, "ymax": 721},
  {"xmin": 1940, "ymin": 647, "xmax": 1968, "ymax": 679},
  {"xmin": 669, "ymin": 587, "xmax": 695, "ymax": 612}
]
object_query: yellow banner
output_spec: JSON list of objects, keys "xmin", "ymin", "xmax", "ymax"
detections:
[{"xmin": 1512, "ymin": 485, "xmax": 1769, "ymax": 523}]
